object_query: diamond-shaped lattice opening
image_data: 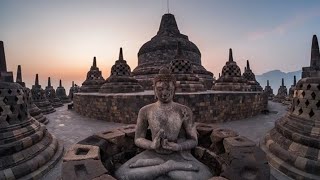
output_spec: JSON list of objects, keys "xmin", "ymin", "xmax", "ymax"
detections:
[
  {"xmin": 17, "ymin": 114, "xmax": 22, "ymax": 120},
  {"xmin": 14, "ymin": 96, "xmax": 18, "ymax": 102},
  {"xmin": 300, "ymin": 84, "xmax": 303, "ymax": 88},
  {"xmin": 291, "ymin": 107, "xmax": 295, "ymax": 112},
  {"xmin": 297, "ymin": 99, "xmax": 300, "ymax": 105},
  {"xmin": 6, "ymin": 115, "xmax": 10, "ymax": 123},
  {"xmin": 309, "ymin": 109, "xmax": 315, "ymax": 117},
  {"xmin": 305, "ymin": 100, "xmax": 310, "ymax": 107},
  {"xmin": 0, "ymin": 107, "xmax": 3, "ymax": 114},
  {"xmin": 7, "ymin": 89, "xmax": 12, "ymax": 94},
  {"xmin": 311, "ymin": 92, "xmax": 316, "ymax": 100},
  {"xmin": 17, "ymin": 89, "xmax": 20, "ymax": 94},
  {"xmin": 317, "ymin": 101, "xmax": 320, "ymax": 108},
  {"xmin": 20, "ymin": 104, "xmax": 24, "ymax": 110},
  {"xmin": 301, "ymin": 91, "xmax": 306, "ymax": 97},
  {"xmin": 317, "ymin": 84, "xmax": 320, "ymax": 90},
  {"xmin": 298, "ymin": 108, "xmax": 303, "ymax": 115},
  {"xmin": 307, "ymin": 84, "xmax": 311, "ymax": 90},
  {"xmin": 3, "ymin": 97, "xmax": 8, "ymax": 103},
  {"xmin": 10, "ymin": 106, "xmax": 15, "ymax": 112}
]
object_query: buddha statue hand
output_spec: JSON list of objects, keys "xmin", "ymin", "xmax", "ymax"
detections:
[
  {"xmin": 162, "ymin": 139, "xmax": 181, "ymax": 151},
  {"xmin": 150, "ymin": 129, "xmax": 164, "ymax": 150}
]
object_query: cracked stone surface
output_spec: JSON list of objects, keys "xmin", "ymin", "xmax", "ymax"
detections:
[{"xmin": 41, "ymin": 101, "xmax": 286, "ymax": 180}]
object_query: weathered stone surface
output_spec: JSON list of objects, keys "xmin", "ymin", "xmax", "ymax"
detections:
[
  {"xmin": 92, "ymin": 174, "xmax": 117, "ymax": 180},
  {"xmin": 0, "ymin": 42, "xmax": 63, "ymax": 179},
  {"xmin": 62, "ymin": 159, "xmax": 107, "ymax": 180},
  {"xmin": 220, "ymin": 146, "xmax": 270, "ymax": 180},
  {"xmin": 63, "ymin": 144, "xmax": 100, "ymax": 162},
  {"xmin": 100, "ymin": 48, "xmax": 144, "ymax": 94},
  {"xmin": 81, "ymin": 57, "xmax": 105, "ymax": 92},
  {"xmin": 223, "ymin": 136, "xmax": 256, "ymax": 153},
  {"xmin": 212, "ymin": 49, "xmax": 249, "ymax": 91},
  {"xmin": 132, "ymin": 13, "xmax": 214, "ymax": 90},
  {"xmin": 262, "ymin": 35, "xmax": 320, "ymax": 180},
  {"xmin": 208, "ymin": 176, "xmax": 229, "ymax": 180},
  {"xmin": 210, "ymin": 128, "xmax": 239, "ymax": 154},
  {"xmin": 169, "ymin": 42, "xmax": 206, "ymax": 92},
  {"xmin": 74, "ymin": 91, "xmax": 267, "ymax": 124}
]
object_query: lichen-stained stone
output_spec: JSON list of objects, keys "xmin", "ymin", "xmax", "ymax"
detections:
[
  {"xmin": 132, "ymin": 13, "xmax": 214, "ymax": 90},
  {"xmin": 210, "ymin": 129, "xmax": 239, "ymax": 154},
  {"xmin": 99, "ymin": 48, "xmax": 143, "ymax": 94},
  {"xmin": 0, "ymin": 41, "xmax": 63, "ymax": 179},
  {"xmin": 212, "ymin": 49, "xmax": 249, "ymax": 91},
  {"xmin": 262, "ymin": 35, "xmax": 320, "ymax": 180},
  {"xmin": 81, "ymin": 57, "xmax": 105, "ymax": 92},
  {"xmin": 63, "ymin": 144, "xmax": 100, "ymax": 162}
]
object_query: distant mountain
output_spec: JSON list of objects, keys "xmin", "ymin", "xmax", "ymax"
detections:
[{"xmin": 256, "ymin": 70, "xmax": 302, "ymax": 92}]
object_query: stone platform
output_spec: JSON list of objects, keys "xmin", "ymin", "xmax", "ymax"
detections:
[
  {"xmin": 74, "ymin": 90, "xmax": 267, "ymax": 124},
  {"xmin": 41, "ymin": 101, "xmax": 286, "ymax": 180}
]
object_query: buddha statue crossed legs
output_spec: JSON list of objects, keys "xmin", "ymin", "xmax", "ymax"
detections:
[{"xmin": 115, "ymin": 68, "xmax": 213, "ymax": 180}]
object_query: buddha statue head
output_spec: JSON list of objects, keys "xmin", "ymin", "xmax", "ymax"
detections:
[{"xmin": 153, "ymin": 67, "xmax": 176, "ymax": 103}]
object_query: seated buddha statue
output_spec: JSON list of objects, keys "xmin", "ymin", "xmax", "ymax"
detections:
[{"xmin": 115, "ymin": 68, "xmax": 213, "ymax": 180}]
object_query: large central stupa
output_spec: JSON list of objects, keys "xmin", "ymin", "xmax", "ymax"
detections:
[{"xmin": 132, "ymin": 13, "xmax": 214, "ymax": 89}]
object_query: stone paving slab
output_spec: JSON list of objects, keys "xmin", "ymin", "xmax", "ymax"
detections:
[{"xmin": 41, "ymin": 101, "xmax": 287, "ymax": 180}]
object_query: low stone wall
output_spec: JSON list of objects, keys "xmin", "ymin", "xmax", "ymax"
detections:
[{"xmin": 74, "ymin": 90, "xmax": 267, "ymax": 124}]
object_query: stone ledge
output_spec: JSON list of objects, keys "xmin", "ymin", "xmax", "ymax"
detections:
[{"xmin": 63, "ymin": 144, "xmax": 100, "ymax": 162}]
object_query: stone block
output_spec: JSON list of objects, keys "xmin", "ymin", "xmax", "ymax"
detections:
[
  {"xmin": 223, "ymin": 136, "xmax": 256, "ymax": 153},
  {"xmin": 208, "ymin": 176, "xmax": 229, "ymax": 180},
  {"xmin": 96, "ymin": 129, "xmax": 125, "ymax": 144},
  {"xmin": 210, "ymin": 128, "xmax": 239, "ymax": 154},
  {"xmin": 63, "ymin": 144, "xmax": 100, "ymax": 162},
  {"xmin": 118, "ymin": 124, "xmax": 136, "ymax": 138},
  {"xmin": 61, "ymin": 159, "xmax": 107, "ymax": 180}
]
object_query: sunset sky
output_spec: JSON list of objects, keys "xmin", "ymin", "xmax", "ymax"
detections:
[{"xmin": 1, "ymin": 0, "xmax": 320, "ymax": 91}]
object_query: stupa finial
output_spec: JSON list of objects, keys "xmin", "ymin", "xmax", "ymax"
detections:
[
  {"xmin": 229, "ymin": 48, "xmax": 233, "ymax": 62},
  {"xmin": 311, "ymin": 35, "xmax": 320, "ymax": 68},
  {"xmin": 16, "ymin": 65, "xmax": 22, "ymax": 82},
  {"xmin": 267, "ymin": 80, "xmax": 269, "ymax": 86},
  {"xmin": 119, "ymin": 47, "xmax": 124, "ymax": 60},
  {"xmin": 93, "ymin": 57, "xmax": 97, "ymax": 67},
  {"xmin": 59, "ymin": 79, "xmax": 62, "ymax": 87},
  {"xmin": 281, "ymin": 78, "xmax": 284, "ymax": 86},
  {"xmin": 293, "ymin": 76, "xmax": 296, "ymax": 86},
  {"xmin": 0, "ymin": 41, "xmax": 7, "ymax": 72},
  {"xmin": 247, "ymin": 60, "xmax": 251, "ymax": 70},
  {"xmin": 35, "ymin": 74, "xmax": 39, "ymax": 86},
  {"xmin": 48, "ymin": 77, "xmax": 51, "ymax": 87},
  {"xmin": 72, "ymin": 81, "xmax": 74, "ymax": 87}
]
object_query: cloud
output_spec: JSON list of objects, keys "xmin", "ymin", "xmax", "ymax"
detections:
[{"xmin": 248, "ymin": 9, "xmax": 320, "ymax": 41}]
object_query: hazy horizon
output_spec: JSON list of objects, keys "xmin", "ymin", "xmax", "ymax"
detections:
[{"xmin": 1, "ymin": 0, "xmax": 320, "ymax": 91}]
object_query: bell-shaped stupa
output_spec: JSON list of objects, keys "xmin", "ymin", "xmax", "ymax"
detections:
[
  {"xmin": 262, "ymin": 35, "xmax": 320, "ymax": 180},
  {"xmin": 273, "ymin": 78, "xmax": 287, "ymax": 103},
  {"xmin": 0, "ymin": 41, "xmax": 63, "ymax": 179},
  {"xmin": 242, "ymin": 60, "xmax": 263, "ymax": 91},
  {"xmin": 212, "ymin": 49, "xmax": 249, "ymax": 91},
  {"xmin": 264, "ymin": 80, "xmax": 274, "ymax": 99},
  {"xmin": 31, "ymin": 74, "xmax": 56, "ymax": 114},
  {"xmin": 81, "ymin": 57, "xmax": 105, "ymax": 92},
  {"xmin": 45, "ymin": 77, "xmax": 63, "ymax": 108},
  {"xmin": 132, "ymin": 13, "xmax": 214, "ymax": 90},
  {"xmin": 99, "ymin": 48, "xmax": 144, "ymax": 93},
  {"xmin": 56, "ymin": 79, "xmax": 71, "ymax": 103},
  {"xmin": 169, "ymin": 42, "xmax": 205, "ymax": 92}
]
